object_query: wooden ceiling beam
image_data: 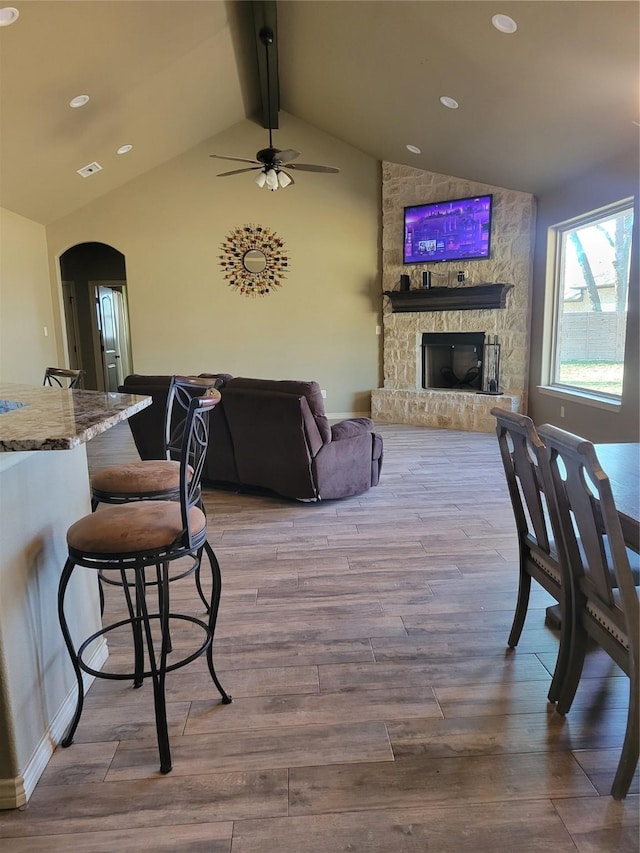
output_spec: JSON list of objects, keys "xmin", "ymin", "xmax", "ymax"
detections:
[{"xmin": 252, "ymin": 0, "xmax": 279, "ymax": 130}]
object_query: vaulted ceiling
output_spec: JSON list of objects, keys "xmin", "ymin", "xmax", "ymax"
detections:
[{"xmin": 0, "ymin": 1, "xmax": 637, "ymax": 225}]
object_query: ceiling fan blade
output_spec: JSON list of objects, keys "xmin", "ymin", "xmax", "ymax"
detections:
[
  {"xmin": 274, "ymin": 149, "xmax": 301, "ymax": 163},
  {"xmin": 216, "ymin": 167, "xmax": 263, "ymax": 176},
  {"xmin": 210, "ymin": 154, "xmax": 260, "ymax": 165},
  {"xmin": 288, "ymin": 163, "xmax": 340, "ymax": 174}
]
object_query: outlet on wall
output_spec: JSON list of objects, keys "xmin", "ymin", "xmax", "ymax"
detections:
[
  {"xmin": 560, "ymin": 405, "xmax": 565, "ymax": 418},
  {"xmin": 321, "ymin": 389, "xmax": 327, "ymax": 399}
]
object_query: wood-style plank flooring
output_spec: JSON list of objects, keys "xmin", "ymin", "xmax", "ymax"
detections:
[{"xmin": 1, "ymin": 423, "xmax": 637, "ymax": 852}]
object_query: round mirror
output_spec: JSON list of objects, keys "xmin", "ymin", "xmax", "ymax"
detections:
[{"xmin": 243, "ymin": 249, "xmax": 267, "ymax": 274}]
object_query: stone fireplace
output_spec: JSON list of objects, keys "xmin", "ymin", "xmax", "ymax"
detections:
[{"xmin": 371, "ymin": 162, "xmax": 536, "ymax": 432}]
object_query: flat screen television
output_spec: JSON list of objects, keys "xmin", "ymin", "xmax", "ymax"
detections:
[{"xmin": 403, "ymin": 194, "xmax": 493, "ymax": 264}]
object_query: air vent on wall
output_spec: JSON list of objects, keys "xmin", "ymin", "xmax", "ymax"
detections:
[{"xmin": 77, "ymin": 161, "xmax": 103, "ymax": 178}]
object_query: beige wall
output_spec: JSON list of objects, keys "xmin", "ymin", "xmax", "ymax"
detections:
[
  {"xmin": 528, "ymin": 146, "xmax": 639, "ymax": 442},
  {"xmin": 0, "ymin": 208, "xmax": 58, "ymax": 384},
  {"xmin": 46, "ymin": 113, "xmax": 382, "ymax": 416}
]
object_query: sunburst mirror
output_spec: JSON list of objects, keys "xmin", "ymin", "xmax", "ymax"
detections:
[{"xmin": 219, "ymin": 224, "xmax": 289, "ymax": 297}]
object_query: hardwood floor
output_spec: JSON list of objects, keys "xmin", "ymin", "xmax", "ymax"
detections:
[{"xmin": 0, "ymin": 423, "xmax": 637, "ymax": 851}]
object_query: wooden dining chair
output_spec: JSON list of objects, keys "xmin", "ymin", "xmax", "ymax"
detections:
[
  {"xmin": 43, "ymin": 366, "xmax": 84, "ymax": 389},
  {"xmin": 538, "ymin": 423, "xmax": 639, "ymax": 800},
  {"xmin": 491, "ymin": 409, "xmax": 569, "ymax": 703}
]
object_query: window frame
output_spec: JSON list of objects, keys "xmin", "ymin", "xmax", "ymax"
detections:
[{"xmin": 545, "ymin": 197, "xmax": 634, "ymax": 403}]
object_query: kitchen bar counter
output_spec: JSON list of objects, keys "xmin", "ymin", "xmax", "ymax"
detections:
[
  {"xmin": 0, "ymin": 382, "xmax": 150, "ymax": 451},
  {"xmin": 0, "ymin": 383, "xmax": 151, "ymax": 809}
]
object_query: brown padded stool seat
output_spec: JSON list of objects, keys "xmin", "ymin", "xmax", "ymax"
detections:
[
  {"xmin": 68, "ymin": 501, "xmax": 206, "ymax": 555},
  {"xmin": 92, "ymin": 460, "xmax": 190, "ymax": 500}
]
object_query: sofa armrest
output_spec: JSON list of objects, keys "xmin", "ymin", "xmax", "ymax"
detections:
[
  {"xmin": 330, "ymin": 417, "xmax": 373, "ymax": 441},
  {"xmin": 313, "ymin": 430, "xmax": 379, "ymax": 500}
]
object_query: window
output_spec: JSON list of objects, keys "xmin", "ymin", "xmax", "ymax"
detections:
[{"xmin": 549, "ymin": 199, "xmax": 634, "ymax": 399}]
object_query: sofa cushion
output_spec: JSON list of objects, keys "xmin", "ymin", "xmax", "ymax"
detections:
[{"xmin": 226, "ymin": 378, "xmax": 331, "ymax": 443}]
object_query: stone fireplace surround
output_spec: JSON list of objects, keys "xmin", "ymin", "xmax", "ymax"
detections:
[{"xmin": 371, "ymin": 162, "xmax": 536, "ymax": 433}]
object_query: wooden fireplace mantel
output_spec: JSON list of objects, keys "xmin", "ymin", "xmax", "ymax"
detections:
[{"xmin": 383, "ymin": 283, "xmax": 513, "ymax": 313}]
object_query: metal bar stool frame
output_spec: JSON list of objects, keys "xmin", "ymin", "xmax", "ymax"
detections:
[
  {"xmin": 58, "ymin": 395, "xmax": 232, "ymax": 774},
  {"xmin": 43, "ymin": 367, "xmax": 84, "ymax": 388},
  {"xmin": 92, "ymin": 375, "xmax": 222, "ymax": 614}
]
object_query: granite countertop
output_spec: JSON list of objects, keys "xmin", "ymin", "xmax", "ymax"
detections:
[{"xmin": 0, "ymin": 383, "xmax": 151, "ymax": 451}]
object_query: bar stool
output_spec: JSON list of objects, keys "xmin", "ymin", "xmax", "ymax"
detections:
[
  {"xmin": 43, "ymin": 366, "xmax": 84, "ymax": 388},
  {"xmin": 58, "ymin": 395, "xmax": 232, "ymax": 774},
  {"xmin": 91, "ymin": 375, "xmax": 221, "ymax": 508},
  {"xmin": 91, "ymin": 375, "xmax": 222, "ymax": 612}
]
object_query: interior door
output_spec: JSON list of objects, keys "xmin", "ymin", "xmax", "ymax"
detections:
[
  {"xmin": 111, "ymin": 289, "xmax": 132, "ymax": 383},
  {"xmin": 96, "ymin": 285, "xmax": 120, "ymax": 391}
]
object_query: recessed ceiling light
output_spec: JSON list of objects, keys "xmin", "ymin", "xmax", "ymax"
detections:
[
  {"xmin": 117, "ymin": 144, "xmax": 133, "ymax": 155},
  {"xmin": 69, "ymin": 94, "xmax": 90, "ymax": 109},
  {"xmin": 406, "ymin": 144, "xmax": 421, "ymax": 155},
  {"xmin": 492, "ymin": 14, "xmax": 518, "ymax": 34},
  {"xmin": 0, "ymin": 7, "xmax": 19, "ymax": 27},
  {"xmin": 439, "ymin": 96, "xmax": 459, "ymax": 110}
]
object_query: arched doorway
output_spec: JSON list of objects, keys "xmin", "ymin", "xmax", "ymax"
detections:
[{"xmin": 59, "ymin": 242, "xmax": 133, "ymax": 391}]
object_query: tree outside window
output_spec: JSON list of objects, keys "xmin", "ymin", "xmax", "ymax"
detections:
[{"xmin": 552, "ymin": 200, "xmax": 634, "ymax": 398}]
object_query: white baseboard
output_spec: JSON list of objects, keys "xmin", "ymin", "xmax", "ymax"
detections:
[{"xmin": 0, "ymin": 638, "xmax": 108, "ymax": 811}]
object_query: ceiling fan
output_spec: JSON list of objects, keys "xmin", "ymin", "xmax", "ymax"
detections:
[{"xmin": 210, "ymin": 26, "xmax": 339, "ymax": 190}]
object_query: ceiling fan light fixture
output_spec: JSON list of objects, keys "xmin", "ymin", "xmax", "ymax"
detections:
[
  {"xmin": 265, "ymin": 168, "xmax": 278, "ymax": 190},
  {"xmin": 210, "ymin": 24, "xmax": 338, "ymax": 186}
]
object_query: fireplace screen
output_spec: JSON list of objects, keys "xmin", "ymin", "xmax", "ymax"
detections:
[{"xmin": 421, "ymin": 332, "xmax": 485, "ymax": 390}]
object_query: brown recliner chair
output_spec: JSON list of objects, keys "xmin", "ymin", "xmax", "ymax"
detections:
[
  {"xmin": 219, "ymin": 377, "xmax": 383, "ymax": 500},
  {"xmin": 119, "ymin": 374, "xmax": 383, "ymax": 501}
]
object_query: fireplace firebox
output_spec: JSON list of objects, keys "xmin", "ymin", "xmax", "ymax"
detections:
[{"xmin": 421, "ymin": 332, "xmax": 486, "ymax": 390}]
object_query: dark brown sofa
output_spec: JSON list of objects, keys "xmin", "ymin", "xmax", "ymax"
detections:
[{"xmin": 119, "ymin": 374, "xmax": 383, "ymax": 501}]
